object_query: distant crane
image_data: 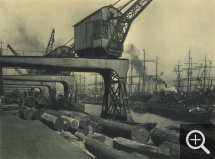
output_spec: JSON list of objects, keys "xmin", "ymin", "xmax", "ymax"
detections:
[
  {"xmin": 7, "ymin": 44, "xmax": 34, "ymax": 75},
  {"xmin": 44, "ymin": 29, "xmax": 55, "ymax": 55}
]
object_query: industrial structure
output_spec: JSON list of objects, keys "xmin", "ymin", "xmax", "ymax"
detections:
[{"xmin": 0, "ymin": 0, "xmax": 153, "ymax": 121}]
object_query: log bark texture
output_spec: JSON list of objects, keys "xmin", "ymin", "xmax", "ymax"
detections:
[
  {"xmin": 87, "ymin": 133, "xmax": 113, "ymax": 148},
  {"xmin": 101, "ymin": 119, "xmax": 150, "ymax": 144},
  {"xmin": 76, "ymin": 127, "xmax": 90, "ymax": 136},
  {"xmin": 59, "ymin": 110, "xmax": 90, "ymax": 120},
  {"xmin": 63, "ymin": 121, "xmax": 71, "ymax": 131},
  {"xmin": 113, "ymin": 137, "xmax": 158, "ymax": 154},
  {"xmin": 151, "ymin": 127, "xmax": 180, "ymax": 146},
  {"xmin": 75, "ymin": 132, "xmax": 138, "ymax": 159},
  {"xmin": 32, "ymin": 108, "xmax": 43, "ymax": 120},
  {"xmin": 36, "ymin": 96, "xmax": 47, "ymax": 105},
  {"xmin": 61, "ymin": 115, "xmax": 79, "ymax": 129},
  {"xmin": 41, "ymin": 113, "xmax": 64, "ymax": 131},
  {"xmin": 19, "ymin": 106, "xmax": 33, "ymax": 120},
  {"xmin": 25, "ymin": 96, "xmax": 35, "ymax": 107},
  {"xmin": 90, "ymin": 121, "xmax": 103, "ymax": 133}
]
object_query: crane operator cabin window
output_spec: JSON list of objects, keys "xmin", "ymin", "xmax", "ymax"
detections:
[
  {"xmin": 93, "ymin": 20, "xmax": 101, "ymax": 39},
  {"xmin": 102, "ymin": 20, "xmax": 108, "ymax": 39},
  {"xmin": 93, "ymin": 20, "xmax": 108, "ymax": 40}
]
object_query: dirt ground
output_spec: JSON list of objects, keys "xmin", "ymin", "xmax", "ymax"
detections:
[{"xmin": 0, "ymin": 109, "xmax": 90, "ymax": 159}]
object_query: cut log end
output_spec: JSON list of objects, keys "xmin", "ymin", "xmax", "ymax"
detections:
[{"xmin": 131, "ymin": 126, "xmax": 150, "ymax": 144}]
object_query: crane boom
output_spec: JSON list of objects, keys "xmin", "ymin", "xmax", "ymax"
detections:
[
  {"xmin": 7, "ymin": 44, "xmax": 34, "ymax": 75},
  {"xmin": 45, "ymin": 29, "xmax": 55, "ymax": 55},
  {"xmin": 117, "ymin": 0, "xmax": 134, "ymax": 11},
  {"xmin": 107, "ymin": 0, "xmax": 152, "ymax": 54}
]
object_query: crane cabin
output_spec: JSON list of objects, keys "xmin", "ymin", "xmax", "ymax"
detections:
[
  {"xmin": 74, "ymin": 0, "xmax": 152, "ymax": 58},
  {"xmin": 73, "ymin": 6, "xmax": 122, "ymax": 58}
]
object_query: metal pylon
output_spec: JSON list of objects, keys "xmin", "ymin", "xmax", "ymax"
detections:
[{"xmin": 101, "ymin": 70, "xmax": 129, "ymax": 121}]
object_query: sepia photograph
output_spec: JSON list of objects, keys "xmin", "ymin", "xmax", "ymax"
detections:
[{"xmin": 0, "ymin": 0, "xmax": 215, "ymax": 158}]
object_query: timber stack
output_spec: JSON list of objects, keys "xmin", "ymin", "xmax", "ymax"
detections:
[{"xmin": 16, "ymin": 105, "xmax": 215, "ymax": 158}]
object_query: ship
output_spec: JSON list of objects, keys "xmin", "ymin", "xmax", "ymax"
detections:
[{"xmin": 132, "ymin": 53, "xmax": 215, "ymax": 122}]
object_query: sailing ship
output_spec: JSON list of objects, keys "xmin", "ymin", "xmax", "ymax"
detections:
[{"xmin": 133, "ymin": 53, "xmax": 215, "ymax": 122}]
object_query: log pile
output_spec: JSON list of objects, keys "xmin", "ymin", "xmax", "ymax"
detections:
[
  {"xmin": 75, "ymin": 132, "xmax": 139, "ymax": 159},
  {"xmin": 19, "ymin": 104, "xmax": 206, "ymax": 159}
]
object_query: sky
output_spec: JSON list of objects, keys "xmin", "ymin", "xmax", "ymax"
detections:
[{"xmin": 0, "ymin": 0, "xmax": 215, "ymax": 90}]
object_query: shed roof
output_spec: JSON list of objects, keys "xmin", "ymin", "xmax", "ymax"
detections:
[{"xmin": 73, "ymin": 6, "xmax": 120, "ymax": 27}]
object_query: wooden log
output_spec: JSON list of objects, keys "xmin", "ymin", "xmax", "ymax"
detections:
[
  {"xmin": 44, "ymin": 109, "xmax": 61, "ymax": 117},
  {"xmin": 90, "ymin": 121, "xmax": 103, "ymax": 133},
  {"xmin": 75, "ymin": 132, "xmax": 138, "ymax": 159},
  {"xmin": 101, "ymin": 119, "xmax": 150, "ymax": 144},
  {"xmin": 71, "ymin": 141, "xmax": 96, "ymax": 159},
  {"xmin": 61, "ymin": 115, "xmax": 79, "ymax": 129},
  {"xmin": 158, "ymin": 141, "xmax": 215, "ymax": 159},
  {"xmin": 113, "ymin": 137, "xmax": 158, "ymax": 154},
  {"xmin": 88, "ymin": 133, "xmax": 106, "ymax": 143},
  {"xmin": 41, "ymin": 113, "xmax": 64, "ymax": 131},
  {"xmin": 59, "ymin": 110, "xmax": 90, "ymax": 120},
  {"xmin": 60, "ymin": 131, "xmax": 79, "ymax": 141},
  {"xmin": 45, "ymin": 109, "xmax": 90, "ymax": 129},
  {"xmin": 46, "ymin": 97, "xmax": 54, "ymax": 106},
  {"xmin": 25, "ymin": 96, "xmax": 35, "ymax": 107},
  {"xmin": 32, "ymin": 108, "xmax": 43, "ymax": 120},
  {"xmin": 88, "ymin": 125, "xmax": 94, "ymax": 134},
  {"xmin": 63, "ymin": 121, "xmax": 71, "ymax": 131},
  {"xmin": 151, "ymin": 127, "xmax": 180, "ymax": 146},
  {"xmin": 79, "ymin": 119, "xmax": 91, "ymax": 128},
  {"xmin": 19, "ymin": 106, "xmax": 33, "ymax": 120},
  {"xmin": 87, "ymin": 133, "xmax": 114, "ymax": 148},
  {"xmin": 76, "ymin": 127, "xmax": 90, "ymax": 136},
  {"xmin": 35, "ymin": 96, "xmax": 47, "ymax": 106},
  {"xmin": 131, "ymin": 126, "xmax": 150, "ymax": 144}
]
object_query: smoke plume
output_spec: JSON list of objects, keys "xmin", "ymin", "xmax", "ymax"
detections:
[
  {"xmin": 12, "ymin": 20, "xmax": 45, "ymax": 55},
  {"xmin": 125, "ymin": 43, "xmax": 147, "ymax": 77}
]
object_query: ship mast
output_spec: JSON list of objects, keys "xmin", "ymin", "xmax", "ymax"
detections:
[
  {"xmin": 184, "ymin": 51, "xmax": 197, "ymax": 96},
  {"xmin": 155, "ymin": 56, "xmax": 158, "ymax": 93},
  {"xmin": 174, "ymin": 61, "xmax": 183, "ymax": 95},
  {"xmin": 199, "ymin": 55, "xmax": 213, "ymax": 92},
  {"xmin": 143, "ymin": 49, "xmax": 146, "ymax": 94}
]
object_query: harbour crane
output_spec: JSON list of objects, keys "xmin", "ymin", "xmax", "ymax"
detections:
[
  {"xmin": 44, "ymin": 29, "xmax": 55, "ymax": 55},
  {"xmin": 74, "ymin": 0, "xmax": 153, "ymax": 58}
]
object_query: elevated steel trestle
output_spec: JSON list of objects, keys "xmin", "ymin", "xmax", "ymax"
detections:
[{"xmin": 0, "ymin": 57, "xmax": 129, "ymax": 121}]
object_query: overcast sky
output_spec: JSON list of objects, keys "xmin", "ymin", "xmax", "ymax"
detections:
[{"xmin": 1, "ymin": 0, "xmax": 215, "ymax": 89}]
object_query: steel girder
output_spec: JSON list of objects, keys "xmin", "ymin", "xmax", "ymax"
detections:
[
  {"xmin": 3, "ymin": 84, "xmax": 48, "ymax": 97},
  {"xmin": 2, "ymin": 75, "xmax": 75, "ymax": 98},
  {"xmin": 3, "ymin": 80, "xmax": 55, "ymax": 97},
  {"xmin": 4, "ymin": 85, "xmax": 43, "ymax": 98},
  {"xmin": 100, "ymin": 70, "xmax": 129, "ymax": 121},
  {"xmin": 0, "ymin": 57, "xmax": 129, "ymax": 121}
]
